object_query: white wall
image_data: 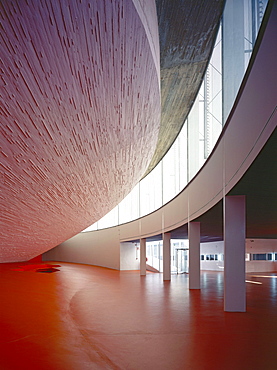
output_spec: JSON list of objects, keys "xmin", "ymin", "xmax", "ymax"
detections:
[
  {"xmin": 246, "ymin": 239, "xmax": 277, "ymax": 273},
  {"xmin": 120, "ymin": 242, "xmax": 140, "ymax": 270},
  {"xmin": 199, "ymin": 239, "xmax": 277, "ymax": 272},
  {"xmin": 200, "ymin": 241, "xmax": 224, "ymax": 271},
  {"xmin": 43, "ymin": 227, "xmax": 121, "ymax": 270},
  {"xmin": 246, "ymin": 238, "xmax": 277, "ymax": 254}
]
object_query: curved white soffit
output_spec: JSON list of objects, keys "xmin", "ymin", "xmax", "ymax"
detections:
[
  {"xmin": 119, "ymin": 1, "xmax": 277, "ymax": 241},
  {"xmin": 0, "ymin": 0, "xmax": 160, "ymax": 262}
]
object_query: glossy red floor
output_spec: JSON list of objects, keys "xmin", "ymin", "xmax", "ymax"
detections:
[{"xmin": 1, "ymin": 262, "xmax": 277, "ymax": 369}]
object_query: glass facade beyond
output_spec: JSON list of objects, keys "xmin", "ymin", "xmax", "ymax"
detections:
[
  {"xmin": 83, "ymin": 0, "xmax": 268, "ymax": 233},
  {"xmin": 146, "ymin": 239, "xmax": 189, "ymax": 274}
]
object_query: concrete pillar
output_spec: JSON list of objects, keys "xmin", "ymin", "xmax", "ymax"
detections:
[
  {"xmin": 224, "ymin": 195, "xmax": 246, "ymax": 312},
  {"xmin": 140, "ymin": 238, "xmax": 146, "ymax": 276},
  {"xmin": 188, "ymin": 222, "xmax": 201, "ymax": 289},
  {"xmin": 163, "ymin": 232, "xmax": 171, "ymax": 281}
]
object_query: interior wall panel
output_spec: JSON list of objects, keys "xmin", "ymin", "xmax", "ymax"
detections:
[{"xmin": 43, "ymin": 228, "xmax": 121, "ymax": 270}]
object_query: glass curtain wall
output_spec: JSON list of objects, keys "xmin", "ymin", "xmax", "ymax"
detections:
[
  {"xmin": 222, "ymin": 0, "xmax": 268, "ymax": 121},
  {"xmin": 83, "ymin": 0, "xmax": 268, "ymax": 233}
]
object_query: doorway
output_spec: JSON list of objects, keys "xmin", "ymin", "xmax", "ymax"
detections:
[{"xmin": 175, "ymin": 248, "xmax": 189, "ymax": 274}]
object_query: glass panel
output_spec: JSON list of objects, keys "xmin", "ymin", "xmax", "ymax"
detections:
[
  {"xmin": 146, "ymin": 241, "xmax": 162, "ymax": 271},
  {"xmin": 179, "ymin": 122, "xmax": 188, "ymax": 187},
  {"xmin": 118, "ymin": 183, "xmax": 139, "ymax": 224},
  {"xmin": 253, "ymin": 253, "xmax": 267, "ymax": 261},
  {"xmin": 188, "ymin": 98, "xmax": 201, "ymax": 181},
  {"xmin": 244, "ymin": 0, "xmax": 268, "ymax": 68},
  {"xmin": 82, "ymin": 222, "xmax": 98, "ymax": 232},
  {"xmin": 206, "ymin": 27, "xmax": 222, "ymax": 154},
  {"xmin": 177, "ymin": 249, "xmax": 188, "ymax": 274},
  {"xmin": 97, "ymin": 205, "xmax": 118, "ymax": 229},
  {"xmin": 223, "ymin": 0, "xmax": 268, "ymax": 122},
  {"xmin": 140, "ymin": 162, "xmax": 162, "ymax": 217},
  {"xmin": 162, "ymin": 143, "xmax": 179, "ymax": 204}
]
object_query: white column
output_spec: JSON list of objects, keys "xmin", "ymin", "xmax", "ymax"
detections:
[
  {"xmin": 163, "ymin": 232, "xmax": 171, "ymax": 281},
  {"xmin": 188, "ymin": 222, "xmax": 201, "ymax": 289},
  {"xmin": 140, "ymin": 238, "xmax": 146, "ymax": 276},
  {"xmin": 224, "ymin": 195, "xmax": 246, "ymax": 312}
]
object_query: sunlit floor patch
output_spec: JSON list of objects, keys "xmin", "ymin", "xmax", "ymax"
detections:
[
  {"xmin": 251, "ymin": 275, "xmax": 277, "ymax": 278},
  {"xmin": 245, "ymin": 280, "xmax": 262, "ymax": 284}
]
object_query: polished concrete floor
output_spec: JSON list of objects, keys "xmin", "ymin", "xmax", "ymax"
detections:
[{"xmin": 0, "ymin": 262, "xmax": 277, "ymax": 370}]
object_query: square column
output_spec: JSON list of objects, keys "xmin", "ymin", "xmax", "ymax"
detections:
[
  {"xmin": 224, "ymin": 195, "xmax": 246, "ymax": 312},
  {"xmin": 140, "ymin": 238, "xmax": 146, "ymax": 276},
  {"xmin": 188, "ymin": 222, "xmax": 201, "ymax": 289},
  {"xmin": 163, "ymin": 232, "xmax": 171, "ymax": 281}
]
